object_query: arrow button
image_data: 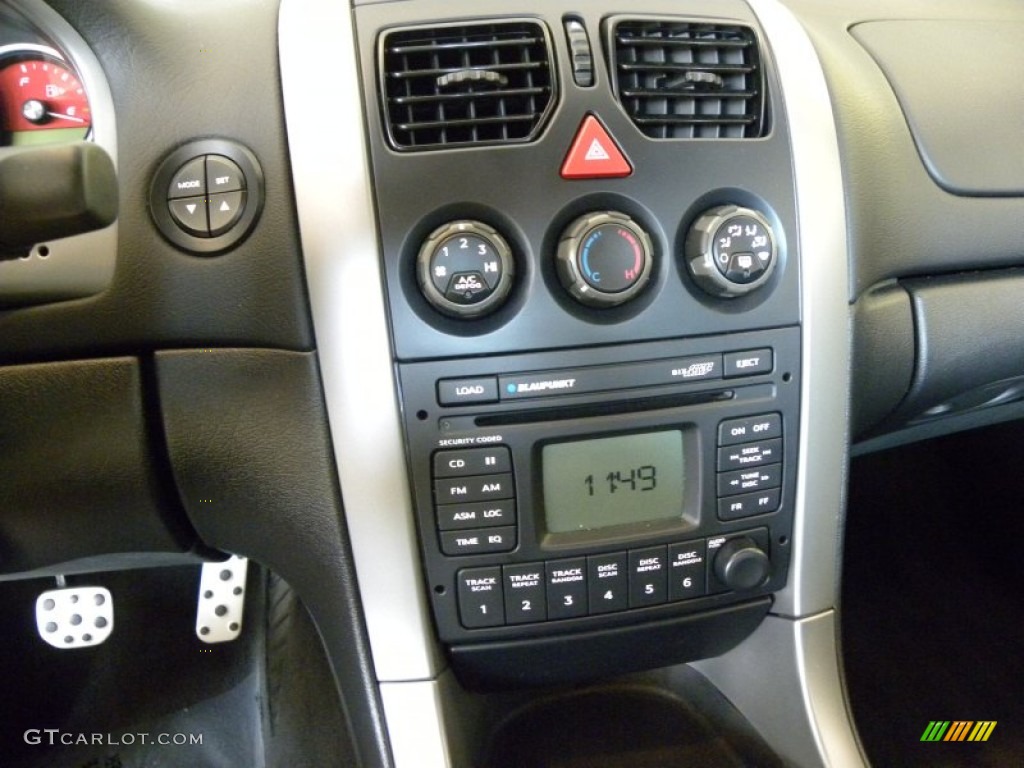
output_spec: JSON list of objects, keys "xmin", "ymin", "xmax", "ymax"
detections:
[
  {"xmin": 168, "ymin": 195, "xmax": 210, "ymax": 237},
  {"xmin": 208, "ymin": 191, "xmax": 246, "ymax": 237}
]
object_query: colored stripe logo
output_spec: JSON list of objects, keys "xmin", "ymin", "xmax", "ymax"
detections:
[{"xmin": 921, "ymin": 721, "xmax": 997, "ymax": 742}]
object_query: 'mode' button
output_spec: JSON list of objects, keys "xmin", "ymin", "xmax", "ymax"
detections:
[{"xmin": 168, "ymin": 156, "xmax": 206, "ymax": 199}]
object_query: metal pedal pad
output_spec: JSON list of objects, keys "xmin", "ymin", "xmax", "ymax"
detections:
[
  {"xmin": 35, "ymin": 586, "xmax": 114, "ymax": 649},
  {"xmin": 196, "ymin": 555, "xmax": 249, "ymax": 643}
]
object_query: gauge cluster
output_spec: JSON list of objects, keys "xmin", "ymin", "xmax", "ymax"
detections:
[
  {"xmin": 0, "ymin": 44, "xmax": 91, "ymax": 145},
  {"xmin": 0, "ymin": 4, "xmax": 91, "ymax": 147},
  {"xmin": 0, "ymin": 0, "xmax": 116, "ymax": 307}
]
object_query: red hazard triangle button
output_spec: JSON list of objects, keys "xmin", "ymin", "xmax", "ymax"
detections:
[{"xmin": 560, "ymin": 114, "xmax": 632, "ymax": 179}]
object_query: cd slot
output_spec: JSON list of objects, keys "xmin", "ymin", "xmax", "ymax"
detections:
[{"xmin": 472, "ymin": 389, "xmax": 735, "ymax": 428}]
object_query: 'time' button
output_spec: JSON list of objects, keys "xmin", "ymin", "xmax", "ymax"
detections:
[{"xmin": 440, "ymin": 526, "xmax": 516, "ymax": 556}]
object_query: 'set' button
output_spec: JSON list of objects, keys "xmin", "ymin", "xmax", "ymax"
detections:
[{"xmin": 206, "ymin": 154, "xmax": 245, "ymax": 194}]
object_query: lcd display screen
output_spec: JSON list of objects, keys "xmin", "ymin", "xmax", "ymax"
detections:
[{"xmin": 542, "ymin": 431, "xmax": 685, "ymax": 533}]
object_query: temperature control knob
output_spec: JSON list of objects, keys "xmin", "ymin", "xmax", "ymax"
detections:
[
  {"xmin": 685, "ymin": 205, "xmax": 777, "ymax": 297},
  {"xmin": 557, "ymin": 211, "xmax": 653, "ymax": 307},
  {"xmin": 417, "ymin": 220, "xmax": 514, "ymax": 318},
  {"xmin": 713, "ymin": 536, "xmax": 770, "ymax": 591}
]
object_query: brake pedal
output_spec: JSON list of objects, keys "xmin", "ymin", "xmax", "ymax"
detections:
[
  {"xmin": 35, "ymin": 585, "xmax": 114, "ymax": 649},
  {"xmin": 196, "ymin": 555, "xmax": 249, "ymax": 643}
]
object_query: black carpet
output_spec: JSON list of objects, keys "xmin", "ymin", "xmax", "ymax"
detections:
[{"xmin": 844, "ymin": 422, "xmax": 1024, "ymax": 768}]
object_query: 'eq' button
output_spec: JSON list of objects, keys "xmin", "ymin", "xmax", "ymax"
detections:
[{"xmin": 440, "ymin": 526, "xmax": 516, "ymax": 556}]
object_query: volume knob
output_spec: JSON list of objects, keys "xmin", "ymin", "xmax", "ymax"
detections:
[{"xmin": 713, "ymin": 536, "xmax": 770, "ymax": 591}]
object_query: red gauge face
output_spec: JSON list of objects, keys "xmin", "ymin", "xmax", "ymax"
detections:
[{"xmin": 0, "ymin": 52, "xmax": 91, "ymax": 145}]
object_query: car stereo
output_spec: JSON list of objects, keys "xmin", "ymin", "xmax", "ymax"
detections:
[{"xmin": 398, "ymin": 326, "xmax": 798, "ymax": 645}]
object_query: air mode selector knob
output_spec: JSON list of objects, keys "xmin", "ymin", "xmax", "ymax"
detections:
[
  {"xmin": 713, "ymin": 536, "xmax": 770, "ymax": 591},
  {"xmin": 686, "ymin": 205, "xmax": 777, "ymax": 297},
  {"xmin": 557, "ymin": 211, "xmax": 654, "ymax": 307},
  {"xmin": 417, "ymin": 220, "xmax": 515, "ymax": 318}
]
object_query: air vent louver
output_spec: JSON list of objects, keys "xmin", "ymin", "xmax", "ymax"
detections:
[
  {"xmin": 612, "ymin": 21, "xmax": 766, "ymax": 139},
  {"xmin": 381, "ymin": 22, "xmax": 554, "ymax": 150}
]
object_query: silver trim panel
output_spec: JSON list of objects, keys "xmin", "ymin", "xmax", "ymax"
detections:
[
  {"xmin": 279, "ymin": 0, "xmax": 441, "ymax": 684},
  {"xmin": 692, "ymin": 613, "xmax": 865, "ymax": 768},
  {"xmin": 748, "ymin": 0, "xmax": 850, "ymax": 618}
]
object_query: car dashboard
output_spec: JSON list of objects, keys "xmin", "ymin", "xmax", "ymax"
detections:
[{"xmin": 0, "ymin": 0, "xmax": 1022, "ymax": 766}]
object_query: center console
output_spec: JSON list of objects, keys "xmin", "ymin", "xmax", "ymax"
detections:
[
  {"xmin": 281, "ymin": 0, "xmax": 861, "ymax": 764},
  {"xmin": 355, "ymin": 0, "xmax": 802, "ymax": 686}
]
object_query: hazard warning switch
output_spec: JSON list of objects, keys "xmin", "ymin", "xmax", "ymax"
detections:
[{"xmin": 560, "ymin": 114, "xmax": 632, "ymax": 179}]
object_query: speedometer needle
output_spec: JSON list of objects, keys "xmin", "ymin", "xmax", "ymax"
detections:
[{"xmin": 46, "ymin": 111, "xmax": 87, "ymax": 124}]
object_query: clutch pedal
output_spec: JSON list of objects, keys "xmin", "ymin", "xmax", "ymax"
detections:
[
  {"xmin": 196, "ymin": 555, "xmax": 249, "ymax": 643},
  {"xmin": 35, "ymin": 584, "xmax": 114, "ymax": 649}
]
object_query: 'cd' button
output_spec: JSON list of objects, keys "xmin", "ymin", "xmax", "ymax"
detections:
[
  {"xmin": 168, "ymin": 196, "xmax": 209, "ymax": 237},
  {"xmin": 208, "ymin": 191, "xmax": 246, "ymax": 237}
]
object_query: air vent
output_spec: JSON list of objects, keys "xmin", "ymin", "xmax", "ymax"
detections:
[
  {"xmin": 380, "ymin": 22, "xmax": 555, "ymax": 150},
  {"xmin": 611, "ymin": 20, "xmax": 766, "ymax": 139}
]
